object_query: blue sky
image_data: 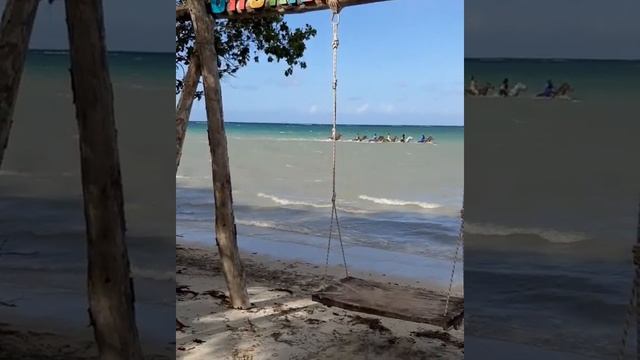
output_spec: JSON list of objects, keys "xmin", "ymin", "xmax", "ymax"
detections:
[{"xmin": 185, "ymin": 0, "xmax": 464, "ymax": 126}]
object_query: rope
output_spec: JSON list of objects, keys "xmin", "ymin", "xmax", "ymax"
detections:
[
  {"xmin": 324, "ymin": 5, "xmax": 348, "ymax": 279},
  {"xmin": 617, "ymin": 200, "xmax": 640, "ymax": 359},
  {"xmin": 443, "ymin": 207, "xmax": 463, "ymax": 327},
  {"xmin": 617, "ymin": 272, "xmax": 637, "ymax": 360}
]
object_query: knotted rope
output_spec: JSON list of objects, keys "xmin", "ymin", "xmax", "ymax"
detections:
[
  {"xmin": 327, "ymin": 0, "xmax": 341, "ymax": 14},
  {"xmin": 324, "ymin": 2, "xmax": 348, "ymax": 279}
]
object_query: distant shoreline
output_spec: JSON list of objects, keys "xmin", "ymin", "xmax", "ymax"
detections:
[{"xmin": 188, "ymin": 120, "xmax": 465, "ymax": 127}]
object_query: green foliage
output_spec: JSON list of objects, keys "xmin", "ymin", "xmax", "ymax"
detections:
[{"xmin": 176, "ymin": 2, "xmax": 317, "ymax": 98}]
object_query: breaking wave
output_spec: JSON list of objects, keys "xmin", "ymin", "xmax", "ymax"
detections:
[
  {"xmin": 465, "ymin": 222, "xmax": 588, "ymax": 244},
  {"xmin": 358, "ymin": 195, "xmax": 441, "ymax": 209}
]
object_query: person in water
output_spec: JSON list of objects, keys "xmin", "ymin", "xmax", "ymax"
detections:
[
  {"xmin": 419, "ymin": 134, "xmax": 426, "ymax": 143},
  {"xmin": 468, "ymin": 76, "xmax": 479, "ymax": 96},
  {"xmin": 401, "ymin": 133, "xmax": 406, "ymax": 143},
  {"xmin": 499, "ymin": 78, "xmax": 509, "ymax": 97},
  {"xmin": 537, "ymin": 80, "xmax": 555, "ymax": 97}
]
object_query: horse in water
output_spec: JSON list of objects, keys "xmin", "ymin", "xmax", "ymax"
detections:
[
  {"xmin": 478, "ymin": 83, "xmax": 495, "ymax": 96},
  {"xmin": 554, "ymin": 83, "xmax": 573, "ymax": 98},
  {"xmin": 508, "ymin": 82, "xmax": 527, "ymax": 97}
]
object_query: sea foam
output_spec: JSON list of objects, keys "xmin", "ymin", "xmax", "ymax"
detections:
[
  {"xmin": 465, "ymin": 222, "xmax": 588, "ymax": 244},
  {"xmin": 358, "ymin": 195, "xmax": 441, "ymax": 209}
]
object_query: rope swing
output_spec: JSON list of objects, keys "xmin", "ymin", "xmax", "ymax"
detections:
[
  {"xmin": 324, "ymin": 0, "xmax": 349, "ymax": 279},
  {"xmin": 317, "ymin": 0, "xmax": 463, "ymax": 331}
]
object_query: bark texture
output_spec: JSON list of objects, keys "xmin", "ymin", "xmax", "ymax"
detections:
[
  {"xmin": 186, "ymin": 0, "xmax": 251, "ymax": 309},
  {"xmin": 65, "ymin": 0, "xmax": 143, "ymax": 358},
  {"xmin": 176, "ymin": 52, "xmax": 201, "ymax": 172},
  {"xmin": 0, "ymin": 0, "xmax": 39, "ymax": 167}
]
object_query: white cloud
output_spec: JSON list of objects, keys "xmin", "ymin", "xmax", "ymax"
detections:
[
  {"xmin": 356, "ymin": 103, "xmax": 369, "ymax": 114},
  {"xmin": 382, "ymin": 104, "xmax": 395, "ymax": 113}
]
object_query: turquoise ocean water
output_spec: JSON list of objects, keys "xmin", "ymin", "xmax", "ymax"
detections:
[
  {"xmin": 178, "ymin": 121, "xmax": 464, "ymax": 287},
  {"xmin": 217, "ymin": 122, "xmax": 464, "ymax": 143}
]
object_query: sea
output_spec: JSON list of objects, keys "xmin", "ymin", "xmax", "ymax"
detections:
[
  {"xmin": 465, "ymin": 59, "xmax": 640, "ymax": 359},
  {"xmin": 0, "ymin": 50, "xmax": 175, "ymax": 353},
  {"xmin": 177, "ymin": 122, "xmax": 464, "ymax": 288}
]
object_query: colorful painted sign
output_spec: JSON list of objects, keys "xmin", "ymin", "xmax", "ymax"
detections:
[{"xmin": 210, "ymin": 0, "xmax": 323, "ymax": 15}]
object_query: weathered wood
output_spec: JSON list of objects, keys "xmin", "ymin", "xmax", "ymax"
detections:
[
  {"xmin": 176, "ymin": 52, "xmax": 202, "ymax": 172},
  {"xmin": 312, "ymin": 277, "xmax": 464, "ymax": 330},
  {"xmin": 64, "ymin": 1, "xmax": 143, "ymax": 359},
  {"xmin": 186, "ymin": 0, "xmax": 251, "ymax": 309},
  {"xmin": 0, "ymin": 0, "xmax": 39, "ymax": 167},
  {"xmin": 176, "ymin": 0, "xmax": 391, "ymax": 21}
]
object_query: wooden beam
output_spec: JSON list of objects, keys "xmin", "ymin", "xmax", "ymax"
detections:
[
  {"xmin": 176, "ymin": 0, "xmax": 391, "ymax": 21},
  {"xmin": 176, "ymin": 52, "xmax": 202, "ymax": 172},
  {"xmin": 65, "ymin": 1, "xmax": 143, "ymax": 359},
  {"xmin": 185, "ymin": 0, "xmax": 251, "ymax": 309},
  {"xmin": 0, "ymin": 0, "xmax": 39, "ymax": 167}
]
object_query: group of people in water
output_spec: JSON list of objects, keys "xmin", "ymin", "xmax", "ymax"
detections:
[
  {"xmin": 350, "ymin": 133, "xmax": 433, "ymax": 144},
  {"xmin": 465, "ymin": 76, "xmax": 574, "ymax": 99}
]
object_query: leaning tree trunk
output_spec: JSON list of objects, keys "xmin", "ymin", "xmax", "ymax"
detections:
[
  {"xmin": 185, "ymin": 0, "xmax": 250, "ymax": 309},
  {"xmin": 64, "ymin": 1, "xmax": 143, "ymax": 359},
  {"xmin": 0, "ymin": 0, "xmax": 39, "ymax": 167},
  {"xmin": 176, "ymin": 51, "xmax": 201, "ymax": 172}
]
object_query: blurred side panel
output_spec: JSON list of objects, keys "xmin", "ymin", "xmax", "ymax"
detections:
[{"xmin": 464, "ymin": 1, "xmax": 640, "ymax": 359}]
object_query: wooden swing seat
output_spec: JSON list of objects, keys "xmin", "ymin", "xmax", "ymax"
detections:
[{"xmin": 312, "ymin": 276, "xmax": 464, "ymax": 330}]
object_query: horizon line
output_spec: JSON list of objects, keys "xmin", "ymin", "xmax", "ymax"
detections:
[{"xmin": 189, "ymin": 120, "xmax": 464, "ymax": 127}]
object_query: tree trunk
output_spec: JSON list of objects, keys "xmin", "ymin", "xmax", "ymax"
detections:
[
  {"xmin": 0, "ymin": 0, "xmax": 39, "ymax": 167},
  {"xmin": 185, "ymin": 0, "xmax": 250, "ymax": 309},
  {"xmin": 176, "ymin": 52, "xmax": 201, "ymax": 172},
  {"xmin": 64, "ymin": 1, "xmax": 143, "ymax": 359}
]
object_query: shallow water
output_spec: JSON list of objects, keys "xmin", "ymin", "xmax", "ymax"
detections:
[{"xmin": 177, "ymin": 122, "xmax": 464, "ymax": 286}]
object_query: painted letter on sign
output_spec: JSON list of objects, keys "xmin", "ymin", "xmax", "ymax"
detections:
[
  {"xmin": 248, "ymin": 0, "xmax": 265, "ymax": 8},
  {"xmin": 211, "ymin": 0, "xmax": 227, "ymax": 13}
]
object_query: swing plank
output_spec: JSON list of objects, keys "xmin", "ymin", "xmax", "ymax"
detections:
[{"xmin": 312, "ymin": 276, "xmax": 464, "ymax": 330}]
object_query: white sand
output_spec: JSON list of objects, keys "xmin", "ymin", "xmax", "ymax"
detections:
[{"xmin": 176, "ymin": 243, "xmax": 464, "ymax": 360}]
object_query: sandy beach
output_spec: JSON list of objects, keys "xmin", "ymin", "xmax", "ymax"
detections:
[{"xmin": 176, "ymin": 243, "xmax": 464, "ymax": 360}]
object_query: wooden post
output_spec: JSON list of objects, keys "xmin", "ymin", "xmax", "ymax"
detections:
[
  {"xmin": 176, "ymin": 51, "xmax": 202, "ymax": 172},
  {"xmin": 0, "ymin": 0, "xmax": 39, "ymax": 167},
  {"xmin": 64, "ymin": 1, "xmax": 143, "ymax": 359},
  {"xmin": 185, "ymin": 0, "xmax": 250, "ymax": 309}
]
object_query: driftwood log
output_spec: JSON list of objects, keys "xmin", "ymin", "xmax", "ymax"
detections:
[
  {"xmin": 185, "ymin": 0, "xmax": 251, "ymax": 309},
  {"xmin": 0, "ymin": 0, "xmax": 40, "ymax": 167},
  {"xmin": 65, "ymin": 0, "xmax": 143, "ymax": 359},
  {"xmin": 176, "ymin": 0, "xmax": 391, "ymax": 21}
]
